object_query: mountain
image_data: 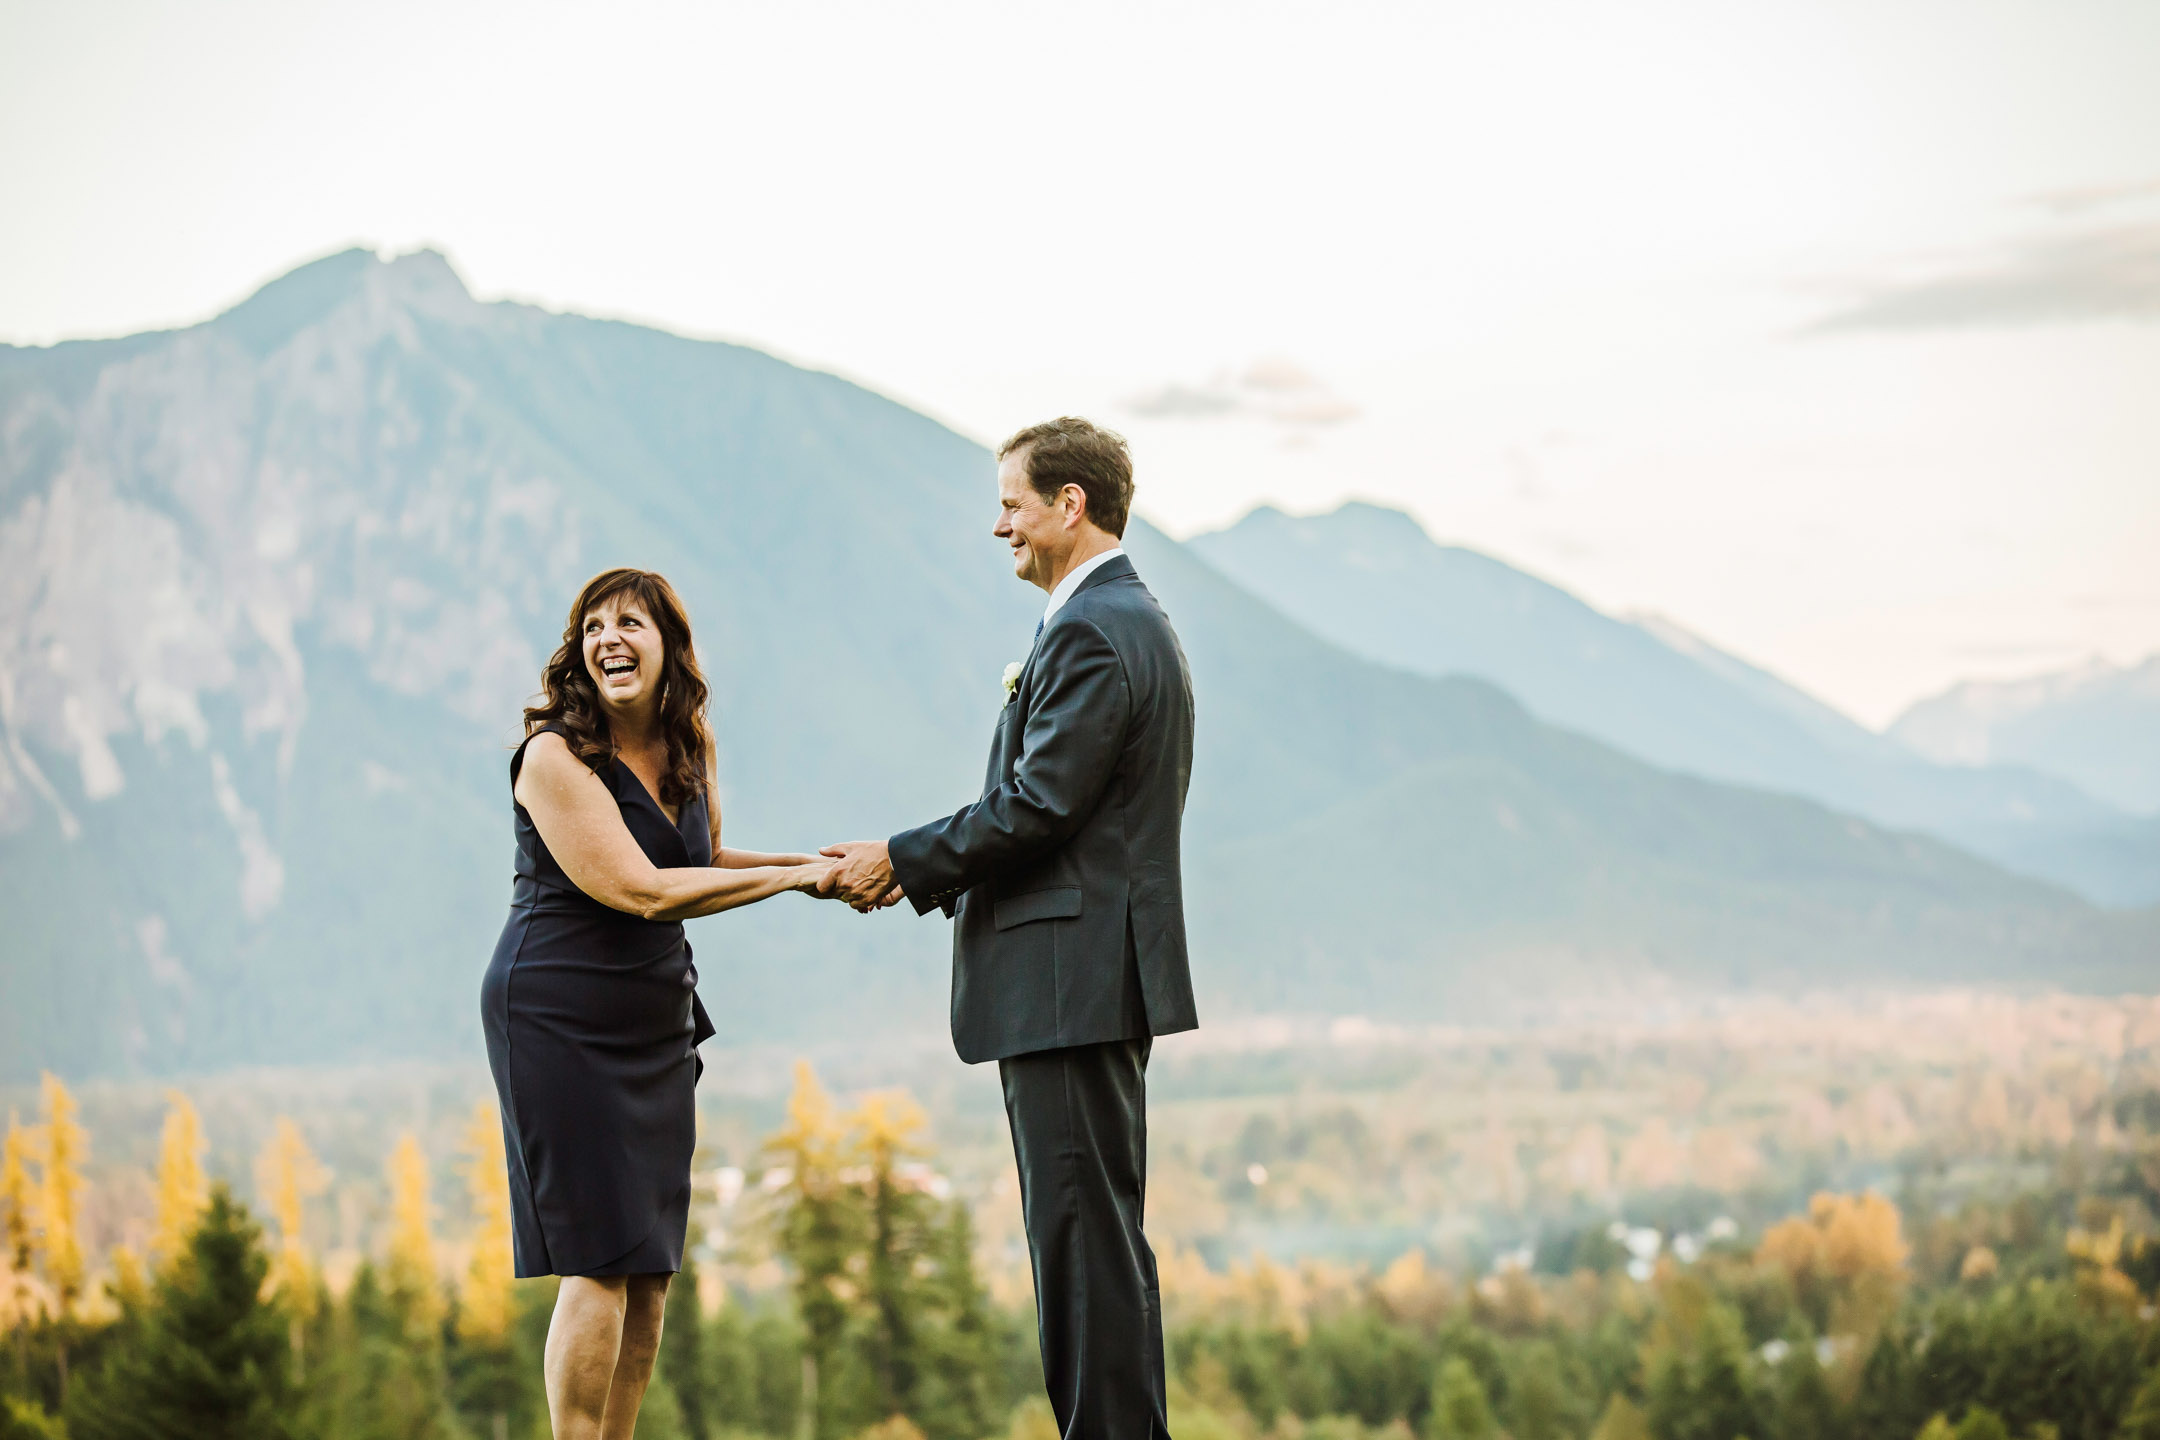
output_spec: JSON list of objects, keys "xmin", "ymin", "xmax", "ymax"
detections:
[
  {"xmin": 2, "ymin": 249, "xmax": 2150, "ymax": 1081},
  {"xmin": 1186, "ymin": 502, "xmax": 2155, "ymax": 904},
  {"xmin": 1892, "ymin": 656, "xmax": 2160, "ymax": 814}
]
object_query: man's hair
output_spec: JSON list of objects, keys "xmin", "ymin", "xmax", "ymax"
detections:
[{"xmin": 998, "ymin": 417, "xmax": 1134, "ymax": 538}]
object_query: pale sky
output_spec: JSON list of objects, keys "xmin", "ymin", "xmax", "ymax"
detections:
[{"xmin": 4, "ymin": 0, "xmax": 2157, "ymax": 727}]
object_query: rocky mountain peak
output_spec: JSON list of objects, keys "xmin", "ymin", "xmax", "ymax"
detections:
[{"xmin": 211, "ymin": 246, "xmax": 478, "ymax": 356}]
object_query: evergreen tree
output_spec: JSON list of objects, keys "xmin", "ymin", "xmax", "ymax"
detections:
[
  {"xmin": 745, "ymin": 1306, "xmax": 810, "ymax": 1438},
  {"xmin": 1426, "ymin": 1356, "xmax": 1498, "ymax": 1440},
  {"xmin": 1590, "ymin": 1394, "xmax": 1654, "ymax": 1440},
  {"xmin": 314, "ymin": 1262, "xmax": 462, "ymax": 1440},
  {"xmin": 1953, "ymin": 1406, "xmax": 2010, "ymax": 1440},
  {"xmin": 707, "ymin": 1293, "xmax": 761, "ymax": 1430},
  {"xmin": 64, "ymin": 1185, "xmax": 292, "ymax": 1440},
  {"xmin": 859, "ymin": 1091, "xmax": 930, "ymax": 1425},
  {"xmin": 0, "ymin": 1397, "xmax": 63, "ymax": 1440},
  {"xmin": 1766, "ymin": 1337, "xmax": 1840, "ymax": 1440},
  {"xmin": 662, "ymin": 1254, "xmax": 715, "ymax": 1440},
  {"xmin": 1644, "ymin": 1300, "xmax": 1763, "ymax": 1440},
  {"xmin": 767, "ymin": 1061, "xmax": 865, "ymax": 1440},
  {"xmin": 1507, "ymin": 1339, "xmax": 1583, "ymax": 1440},
  {"xmin": 2121, "ymin": 1367, "xmax": 2160, "ymax": 1440},
  {"xmin": 911, "ymin": 1199, "xmax": 1003, "ymax": 1440},
  {"xmin": 1846, "ymin": 1326, "xmax": 1928, "ymax": 1440}
]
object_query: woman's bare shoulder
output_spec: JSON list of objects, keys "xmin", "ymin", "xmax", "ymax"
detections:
[{"xmin": 518, "ymin": 730, "xmax": 591, "ymax": 790}]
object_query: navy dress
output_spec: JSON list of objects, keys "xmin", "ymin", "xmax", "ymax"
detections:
[{"xmin": 481, "ymin": 723, "xmax": 715, "ymax": 1278}]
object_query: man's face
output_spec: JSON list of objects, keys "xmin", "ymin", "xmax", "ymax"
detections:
[{"xmin": 994, "ymin": 448, "xmax": 1074, "ymax": 592}]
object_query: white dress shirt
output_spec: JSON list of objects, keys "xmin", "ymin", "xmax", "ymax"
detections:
[{"xmin": 1041, "ymin": 547, "xmax": 1126, "ymax": 631}]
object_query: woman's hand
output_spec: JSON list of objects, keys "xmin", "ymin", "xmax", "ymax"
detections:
[{"xmin": 792, "ymin": 860, "xmax": 840, "ymax": 895}]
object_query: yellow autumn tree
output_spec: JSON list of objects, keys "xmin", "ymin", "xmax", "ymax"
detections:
[
  {"xmin": 256, "ymin": 1116, "xmax": 328, "ymax": 1344},
  {"xmin": 456, "ymin": 1102, "xmax": 515, "ymax": 1344},
  {"xmin": 1757, "ymin": 1190, "xmax": 1908, "ymax": 1344},
  {"xmin": 1, "ymin": 1114, "xmax": 47, "ymax": 1330},
  {"xmin": 2065, "ymin": 1214, "xmax": 2141, "ymax": 1312},
  {"xmin": 386, "ymin": 1132, "xmax": 443, "ymax": 1330},
  {"xmin": 35, "ymin": 1074, "xmax": 86, "ymax": 1316},
  {"xmin": 152, "ymin": 1091, "xmax": 209, "ymax": 1271}
]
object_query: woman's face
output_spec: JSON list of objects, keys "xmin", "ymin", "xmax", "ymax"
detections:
[{"xmin": 582, "ymin": 594, "xmax": 666, "ymax": 713}]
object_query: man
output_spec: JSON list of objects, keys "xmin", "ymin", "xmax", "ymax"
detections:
[{"xmin": 822, "ymin": 416, "xmax": 1196, "ymax": 1439}]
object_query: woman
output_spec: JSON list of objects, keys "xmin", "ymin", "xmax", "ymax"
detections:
[{"xmin": 481, "ymin": 567, "xmax": 833, "ymax": 1440}]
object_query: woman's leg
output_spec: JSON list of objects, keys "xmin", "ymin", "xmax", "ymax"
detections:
[
  {"xmin": 598, "ymin": 1273, "xmax": 673, "ymax": 1440},
  {"xmin": 545, "ymin": 1276, "xmax": 630, "ymax": 1440}
]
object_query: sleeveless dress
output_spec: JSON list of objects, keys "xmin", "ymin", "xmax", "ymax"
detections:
[{"xmin": 480, "ymin": 724, "xmax": 716, "ymax": 1278}]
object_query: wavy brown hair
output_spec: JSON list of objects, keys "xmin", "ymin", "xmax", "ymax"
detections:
[{"xmin": 523, "ymin": 568, "xmax": 715, "ymax": 808}]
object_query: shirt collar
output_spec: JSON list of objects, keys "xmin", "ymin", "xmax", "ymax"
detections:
[{"xmin": 1042, "ymin": 547, "xmax": 1125, "ymax": 627}]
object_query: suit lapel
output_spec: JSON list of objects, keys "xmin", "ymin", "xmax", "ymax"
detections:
[{"xmin": 994, "ymin": 553, "xmax": 1137, "ymax": 786}]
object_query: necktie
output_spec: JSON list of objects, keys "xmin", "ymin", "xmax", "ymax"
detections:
[{"xmin": 1034, "ymin": 618, "xmax": 1044, "ymax": 646}]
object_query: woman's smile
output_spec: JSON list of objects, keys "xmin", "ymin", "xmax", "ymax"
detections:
[{"xmin": 582, "ymin": 596, "xmax": 665, "ymax": 707}]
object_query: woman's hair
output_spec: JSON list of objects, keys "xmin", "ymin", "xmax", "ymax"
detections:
[{"xmin": 523, "ymin": 568, "xmax": 714, "ymax": 808}]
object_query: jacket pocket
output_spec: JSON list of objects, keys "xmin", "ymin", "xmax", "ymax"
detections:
[{"xmin": 993, "ymin": 886, "xmax": 1083, "ymax": 931}]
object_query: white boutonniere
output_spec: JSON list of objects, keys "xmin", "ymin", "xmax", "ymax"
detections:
[{"xmin": 1001, "ymin": 661, "xmax": 1024, "ymax": 705}]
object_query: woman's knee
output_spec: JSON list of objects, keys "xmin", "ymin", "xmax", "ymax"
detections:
[{"xmin": 558, "ymin": 1275, "xmax": 632, "ymax": 1321}]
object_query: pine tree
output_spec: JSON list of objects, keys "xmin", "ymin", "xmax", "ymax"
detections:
[
  {"xmin": 63, "ymin": 1185, "xmax": 292, "ymax": 1440},
  {"xmin": 150, "ymin": 1092, "xmax": 208, "ymax": 1273},
  {"xmin": 1767, "ymin": 1335, "xmax": 1840, "ymax": 1440},
  {"xmin": 661, "ymin": 1252, "xmax": 714, "ymax": 1440},
  {"xmin": 1590, "ymin": 1394, "xmax": 1653, "ymax": 1440},
  {"xmin": 2121, "ymin": 1367, "xmax": 2160, "ymax": 1440},
  {"xmin": 0, "ymin": 1397, "xmax": 64, "ymax": 1440},
  {"xmin": 857, "ymin": 1089, "xmax": 930, "ymax": 1426},
  {"xmin": 1507, "ymin": 1339, "xmax": 1580, "ymax": 1440},
  {"xmin": 913, "ymin": 1199, "xmax": 1002, "ymax": 1440},
  {"xmin": 317, "ymin": 1263, "xmax": 461, "ymax": 1440},
  {"xmin": 708, "ymin": 1290, "xmax": 780, "ymax": 1434},
  {"xmin": 766, "ymin": 1060, "xmax": 864, "ymax": 1440},
  {"xmin": 1427, "ymin": 1356, "xmax": 1498, "ymax": 1440}
]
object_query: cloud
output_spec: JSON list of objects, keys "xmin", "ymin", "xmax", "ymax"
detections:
[
  {"xmin": 1123, "ymin": 357, "xmax": 1360, "ymax": 427},
  {"xmin": 1125, "ymin": 383, "xmax": 1243, "ymax": 419},
  {"xmin": 1806, "ymin": 207, "xmax": 2160, "ymax": 334},
  {"xmin": 2025, "ymin": 177, "xmax": 2160, "ymax": 217}
]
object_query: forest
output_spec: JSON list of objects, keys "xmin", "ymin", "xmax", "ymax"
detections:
[{"xmin": 6, "ymin": 1038, "xmax": 2160, "ymax": 1440}]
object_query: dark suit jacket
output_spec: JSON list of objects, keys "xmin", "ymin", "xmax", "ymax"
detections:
[{"xmin": 889, "ymin": 554, "xmax": 1199, "ymax": 1064}]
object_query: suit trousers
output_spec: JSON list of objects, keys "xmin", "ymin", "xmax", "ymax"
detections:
[{"xmin": 999, "ymin": 1037, "xmax": 1171, "ymax": 1440}]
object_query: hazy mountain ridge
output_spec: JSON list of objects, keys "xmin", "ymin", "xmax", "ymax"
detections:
[
  {"xmin": 1893, "ymin": 654, "xmax": 2160, "ymax": 814},
  {"xmin": 1187, "ymin": 502, "xmax": 2156, "ymax": 904},
  {"xmin": 1, "ymin": 249, "xmax": 2149, "ymax": 1082}
]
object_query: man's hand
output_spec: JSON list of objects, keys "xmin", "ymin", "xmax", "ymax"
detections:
[{"xmin": 819, "ymin": 840, "xmax": 903, "ymax": 912}]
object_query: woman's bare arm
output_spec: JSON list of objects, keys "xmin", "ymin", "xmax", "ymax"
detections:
[{"xmin": 517, "ymin": 733, "xmax": 830, "ymax": 921}]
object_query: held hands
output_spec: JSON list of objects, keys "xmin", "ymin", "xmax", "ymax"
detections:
[{"xmin": 817, "ymin": 840, "xmax": 905, "ymax": 913}]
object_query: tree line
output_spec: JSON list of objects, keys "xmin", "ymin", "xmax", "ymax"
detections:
[{"xmin": 5, "ymin": 1067, "xmax": 2160, "ymax": 1439}]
